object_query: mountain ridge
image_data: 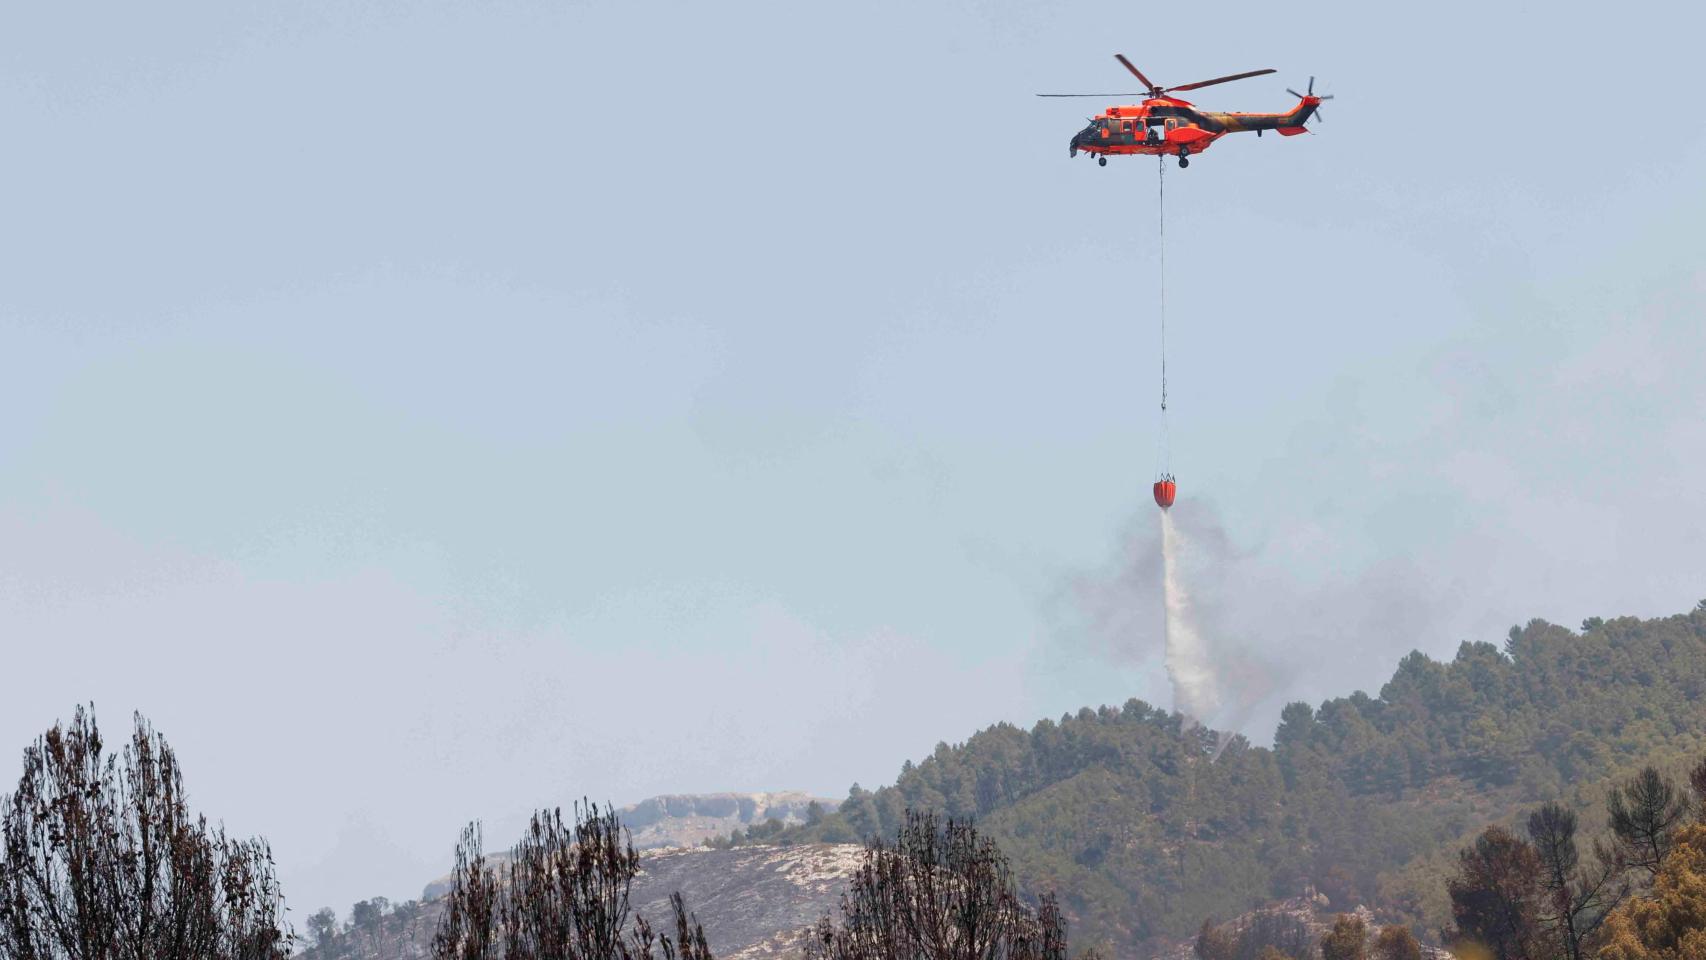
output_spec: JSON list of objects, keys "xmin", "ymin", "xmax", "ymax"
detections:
[
  {"xmin": 619, "ymin": 791, "xmax": 836, "ymax": 850},
  {"xmin": 305, "ymin": 603, "xmax": 1706, "ymax": 960},
  {"xmin": 774, "ymin": 604, "xmax": 1706, "ymax": 953}
]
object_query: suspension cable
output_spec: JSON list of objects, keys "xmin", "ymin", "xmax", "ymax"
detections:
[
  {"xmin": 1159, "ymin": 155, "xmax": 1167, "ymax": 415},
  {"xmin": 1156, "ymin": 154, "xmax": 1170, "ymax": 480}
]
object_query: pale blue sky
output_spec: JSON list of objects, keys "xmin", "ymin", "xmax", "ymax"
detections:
[{"xmin": 4, "ymin": 0, "xmax": 1704, "ymax": 920}]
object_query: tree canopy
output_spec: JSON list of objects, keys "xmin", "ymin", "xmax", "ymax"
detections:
[
  {"xmin": 1595, "ymin": 823, "xmax": 1706, "ymax": 960},
  {"xmin": 0, "ymin": 707, "xmax": 291, "ymax": 960}
]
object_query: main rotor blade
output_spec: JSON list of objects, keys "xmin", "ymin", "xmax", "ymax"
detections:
[
  {"xmin": 1168, "ymin": 68, "xmax": 1277, "ymax": 92},
  {"xmin": 1036, "ymin": 93, "xmax": 1144, "ymax": 97},
  {"xmin": 1114, "ymin": 54, "xmax": 1157, "ymax": 92}
]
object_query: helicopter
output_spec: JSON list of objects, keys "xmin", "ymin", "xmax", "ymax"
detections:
[{"xmin": 1039, "ymin": 55, "xmax": 1331, "ymax": 167}]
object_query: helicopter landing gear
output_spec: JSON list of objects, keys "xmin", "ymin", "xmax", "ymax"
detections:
[
  {"xmin": 1178, "ymin": 146, "xmax": 1191, "ymax": 169},
  {"xmin": 1178, "ymin": 156, "xmax": 1189, "ymax": 168},
  {"xmin": 1097, "ymin": 156, "xmax": 1107, "ymax": 167}
]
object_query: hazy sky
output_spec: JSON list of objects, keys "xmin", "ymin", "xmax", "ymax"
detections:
[{"xmin": 4, "ymin": 0, "xmax": 1704, "ymax": 922}]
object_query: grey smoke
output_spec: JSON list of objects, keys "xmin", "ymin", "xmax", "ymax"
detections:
[{"xmin": 1063, "ymin": 495, "xmax": 1468, "ymax": 743}]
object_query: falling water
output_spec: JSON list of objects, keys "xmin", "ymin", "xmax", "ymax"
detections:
[{"xmin": 1160, "ymin": 509, "xmax": 1220, "ymax": 726}]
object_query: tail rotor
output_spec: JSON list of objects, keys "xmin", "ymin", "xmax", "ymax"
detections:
[{"xmin": 1285, "ymin": 76, "xmax": 1335, "ymax": 121}]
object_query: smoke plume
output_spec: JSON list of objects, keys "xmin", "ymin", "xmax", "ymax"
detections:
[{"xmin": 1061, "ymin": 495, "xmax": 1470, "ymax": 743}]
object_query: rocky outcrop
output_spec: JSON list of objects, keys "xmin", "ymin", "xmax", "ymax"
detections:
[
  {"xmin": 632, "ymin": 843, "xmax": 862, "ymax": 960},
  {"xmin": 618, "ymin": 792, "xmax": 837, "ymax": 850},
  {"xmin": 315, "ymin": 842, "xmax": 861, "ymax": 960},
  {"xmin": 1149, "ymin": 896, "xmax": 1456, "ymax": 960}
]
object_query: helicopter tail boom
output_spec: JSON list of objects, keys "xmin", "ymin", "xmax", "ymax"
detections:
[{"xmin": 1196, "ymin": 96, "xmax": 1319, "ymax": 134}]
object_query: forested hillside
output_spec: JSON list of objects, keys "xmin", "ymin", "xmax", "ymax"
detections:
[{"xmin": 772, "ymin": 604, "xmax": 1706, "ymax": 955}]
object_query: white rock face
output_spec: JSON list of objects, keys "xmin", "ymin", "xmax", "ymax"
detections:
[
  {"xmin": 362, "ymin": 842, "xmax": 864, "ymax": 960},
  {"xmin": 617, "ymin": 792, "xmax": 838, "ymax": 850},
  {"xmin": 629, "ymin": 843, "xmax": 865, "ymax": 960}
]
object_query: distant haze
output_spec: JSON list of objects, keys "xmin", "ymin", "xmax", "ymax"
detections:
[{"xmin": 3, "ymin": 0, "xmax": 1704, "ymax": 919}]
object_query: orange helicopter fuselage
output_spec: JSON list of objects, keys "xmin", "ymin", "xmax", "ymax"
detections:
[{"xmin": 1069, "ymin": 94, "xmax": 1321, "ymax": 160}]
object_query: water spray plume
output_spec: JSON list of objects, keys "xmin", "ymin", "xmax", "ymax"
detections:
[{"xmin": 1161, "ymin": 510, "xmax": 1220, "ymax": 726}]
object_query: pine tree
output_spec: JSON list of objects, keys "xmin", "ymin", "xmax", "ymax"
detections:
[
  {"xmin": 1607, "ymin": 768, "xmax": 1687, "ymax": 877},
  {"xmin": 0, "ymin": 707, "xmax": 291, "ymax": 960},
  {"xmin": 1320, "ymin": 914, "xmax": 1366, "ymax": 960},
  {"xmin": 1596, "ymin": 823, "xmax": 1706, "ymax": 960},
  {"xmin": 1370, "ymin": 927, "xmax": 1421, "ymax": 960}
]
